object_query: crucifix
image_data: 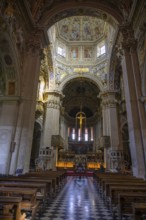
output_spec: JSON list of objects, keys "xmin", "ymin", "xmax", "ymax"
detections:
[{"xmin": 76, "ymin": 112, "xmax": 86, "ymax": 131}]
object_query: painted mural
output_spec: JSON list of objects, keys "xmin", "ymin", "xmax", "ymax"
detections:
[
  {"xmin": 84, "ymin": 46, "xmax": 93, "ymax": 59},
  {"xmin": 58, "ymin": 16, "xmax": 105, "ymax": 42}
]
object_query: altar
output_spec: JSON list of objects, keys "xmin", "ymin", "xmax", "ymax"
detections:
[{"xmin": 56, "ymin": 152, "xmax": 105, "ymax": 170}]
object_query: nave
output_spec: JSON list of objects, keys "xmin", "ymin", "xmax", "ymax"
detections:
[{"xmin": 36, "ymin": 177, "xmax": 130, "ymax": 220}]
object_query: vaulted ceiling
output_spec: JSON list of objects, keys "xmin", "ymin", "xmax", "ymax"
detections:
[{"xmin": 48, "ymin": 15, "xmax": 114, "ymax": 121}]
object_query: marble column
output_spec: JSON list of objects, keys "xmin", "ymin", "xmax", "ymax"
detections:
[
  {"xmin": 15, "ymin": 33, "xmax": 42, "ymax": 174},
  {"xmin": 120, "ymin": 24, "xmax": 146, "ymax": 177},
  {"xmin": 100, "ymin": 91, "xmax": 122, "ymax": 170},
  {"xmin": 42, "ymin": 91, "xmax": 62, "ymax": 170}
]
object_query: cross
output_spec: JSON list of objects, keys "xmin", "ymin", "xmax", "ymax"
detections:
[{"xmin": 77, "ymin": 112, "xmax": 86, "ymax": 131}]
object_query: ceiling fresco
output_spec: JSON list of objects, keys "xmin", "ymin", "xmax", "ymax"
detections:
[
  {"xmin": 57, "ymin": 16, "xmax": 105, "ymax": 42},
  {"xmin": 47, "ymin": 15, "xmax": 116, "ymax": 90}
]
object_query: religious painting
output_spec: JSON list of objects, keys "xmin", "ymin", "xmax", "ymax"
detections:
[
  {"xmin": 84, "ymin": 46, "xmax": 93, "ymax": 59},
  {"xmin": 70, "ymin": 47, "xmax": 79, "ymax": 59},
  {"xmin": 82, "ymin": 21, "xmax": 92, "ymax": 41},
  {"xmin": 8, "ymin": 82, "xmax": 15, "ymax": 95},
  {"xmin": 70, "ymin": 17, "xmax": 80, "ymax": 41}
]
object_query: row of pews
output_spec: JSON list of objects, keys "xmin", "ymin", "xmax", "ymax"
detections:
[
  {"xmin": 0, "ymin": 170, "xmax": 66, "ymax": 220},
  {"xmin": 94, "ymin": 172, "xmax": 146, "ymax": 220}
]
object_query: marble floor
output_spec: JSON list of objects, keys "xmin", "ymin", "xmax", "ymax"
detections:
[{"xmin": 35, "ymin": 176, "xmax": 131, "ymax": 220}]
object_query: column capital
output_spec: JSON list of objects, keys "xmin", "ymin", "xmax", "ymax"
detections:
[
  {"xmin": 47, "ymin": 90, "xmax": 63, "ymax": 109},
  {"xmin": 119, "ymin": 23, "xmax": 137, "ymax": 52},
  {"xmin": 99, "ymin": 90, "xmax": 118, "ymax": 108},
  {"xmin": 25, "ymin": 29, "xmax": 43, "ymax": 55}
]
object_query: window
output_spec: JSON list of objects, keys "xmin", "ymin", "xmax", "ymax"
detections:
[
  {"xmin": 91, "ymin": 127, "xmax": 94, "ymax": 141},
  {"xmin": 57, "ymin": 46, "xmax": 66, "ymax": 57},
  {"xmin": 85, "ymin": 128, "xmax": 88, "ymax": 141},
  {"xmin": 78, "ymin": 128, "xmax": 81, "ymax": 141},
  {"xmin": 72, "ymin": 128, "xmax": 76, "ymax": 140},
  {"xmin": 97, "ymin": 43, "xmax": 106, "ymax": 57},
  {"xmin": 100, "ymin": 45, "xmax": 106, "ymax": 55}
]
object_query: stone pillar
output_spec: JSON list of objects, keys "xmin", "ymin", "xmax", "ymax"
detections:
[
  {"xmin": 43, "ymin": 91, "xmax": 62, "ymax": 147},
  {"xmin": 120, "ymin": 24, "xmax": 146, "ymax": 178},
  {"xmin": 100, "ymin": 91, "xmax": 122, "ymax": 170},
  {"xmin": 42, "ymin": 91, "xmax": 62, "ymax": 170},
  {"xmin": 15, "ymin": 31, "xmax": 42, "ymax": 173}
]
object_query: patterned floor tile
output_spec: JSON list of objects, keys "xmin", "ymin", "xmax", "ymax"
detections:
[{"xmin": 35, "ymin": 177, "xmax": 132, "ymax": 220}]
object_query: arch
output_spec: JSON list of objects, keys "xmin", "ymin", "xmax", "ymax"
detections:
[
  {"xmin": 39, "ymin": 1, "xmax": 123, "ymax": 28},
  {"xmin": 58, "ymin": 73, "xmax": 104, "ymax": 92}
]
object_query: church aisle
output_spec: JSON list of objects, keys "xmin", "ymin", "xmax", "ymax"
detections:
[{"xmin": 36, "ymin": 177, "xmax": 130, "ymax": 220}]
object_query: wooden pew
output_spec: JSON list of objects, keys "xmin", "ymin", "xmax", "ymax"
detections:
[
  {"xmin": 0, "ymin": 196, "xmax": 22, "ymax": 220},
  {"xmin": 103, "ymin": 180, "xmax": 146, "ymax": 200},
  {"xmin": 97, "ymin": 175, "xmax": 139, "ymax": 196},
  {"xmin": 0, "ymin": 177, "xmax": 53, "ymax": 198},
  {"xmin": 94, "ymin": 172, "xmax": 136, "ymax": 188},
  {"xmin": 109, "ymin": 185, "xmax": 146, "ymax": 212},
  {"xmin": 0, "ymin": 181, "xmax": 48, "ymax": 201},
  {"xmin": 118, "ymin": 192, "xmax": 146, "ymax": 220},
  {"xmin": 23, "ymin": 171, "xmax": 65, "ymax": 191},
  {"xmin": 19, "ymin": 176, "xmax": 57, "ymax": 195},
  {"xmin": 132, "ymin": 203, "xmax": 146, "ymax": 220},
  {"xmin": 0, "ymin": 187, "xmax": 39, "ymax": 220}
]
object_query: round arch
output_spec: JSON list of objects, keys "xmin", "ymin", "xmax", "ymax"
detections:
[
  {"xmin": 58, "ymin": 73, "xmax": 104, "ymax": 93},
  {"xmin": 39, "ymin": 1, "xmax": 123, "ymax": 28}
]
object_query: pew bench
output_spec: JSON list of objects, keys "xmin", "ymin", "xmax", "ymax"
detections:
[
  {"xmin": 0, "ymin": 187, "xmax": 39, "ymax": 220},
  {"xmin": 132, "ymin": 202, "xmax": 146, "ymax": 220},
  {"xmin": 0, "ymin": 196, "xmax": 22, "ymax": 220},
  {"xmin": 0, "ymin": 177, "xmax": 53, "ymax": 199},
  {"xmin": 118, "ymin": 192, "xmax": 146, "ymax": 220},
  {"xmin": 103, "ymin": 180, "xmax": 146, "ymax": 201}
]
